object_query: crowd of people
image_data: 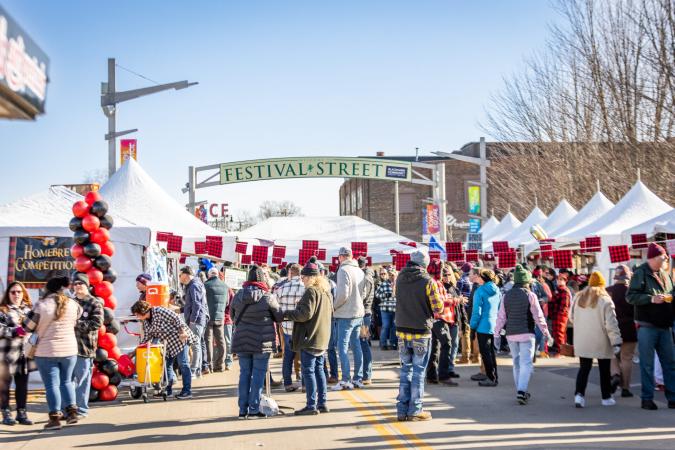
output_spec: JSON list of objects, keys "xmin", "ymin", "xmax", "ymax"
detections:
[{"xmin": 0, "ymin": 241, "xmax": 673, "ymax": 428}]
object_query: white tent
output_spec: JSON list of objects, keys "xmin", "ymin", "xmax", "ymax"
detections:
[
  {"xmin": 478, "ymin": 216, "xmax": 500, "ymax": 242},
  {"xmin": 522, "ymin": 200, "xmax": 577, "ymax": 254},
  {"xmin": 483, "ymin": 212, "xmax": 521, "ymax": 250},
  {"xmin": 621, "ymin": 208, "xmax": 675, "ymax": 239},
  {"xmin": 233, "ymin": 216, "xmax": 417, "ymax": 264},
  {"xmin": 100, "ymin": 159, "xmax": 237, "ymax": 260},
  {"xmin": 504, "ymin": 207, "xmax": 548, "ymax": 249},
  {"xmin": 553, "ymin": 191, "xmax": 614, "ymax": 240}
]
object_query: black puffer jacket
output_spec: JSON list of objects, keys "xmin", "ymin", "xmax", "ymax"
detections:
[{"xmin": 231, "ymin": 284, "xmax": 283, "ymax": 354}]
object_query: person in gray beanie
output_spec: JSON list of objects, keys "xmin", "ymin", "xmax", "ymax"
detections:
[{"xmin": 394, "ymin": 250, "xmax": 443, "ymax": 421}]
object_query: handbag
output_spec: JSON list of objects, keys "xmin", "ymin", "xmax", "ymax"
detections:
[
  {"xmin": 559, "ymin": 343, "xmax": 575, "ymax": 357},
  {"xmin": 24, "ymin": 332, "xmax": 39, "ymax": 359}
]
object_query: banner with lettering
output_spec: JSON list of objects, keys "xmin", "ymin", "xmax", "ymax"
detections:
[{"xmin": 8, "ymin": 237, "xmax": 74, "ymax": 288}]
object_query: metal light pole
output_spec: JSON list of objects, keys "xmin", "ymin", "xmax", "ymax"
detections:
[{"xmin": 101, "ymin": 57, "xmax": 198, "ymax": 177}]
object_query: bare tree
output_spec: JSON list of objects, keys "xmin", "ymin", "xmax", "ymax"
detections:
[
  {"xmin": 231, "ymin": 210, "xmax": 258, "ymax": 231},
  {"xmin": 82, "ymin": 169, "xmax": 109, "ymax": 186},
  {"xmin": 258, "ymin": 200, "xmax": 303, "ymax": 220}
]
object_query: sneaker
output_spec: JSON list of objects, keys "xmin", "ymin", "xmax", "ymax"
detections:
[
  {"xmin": 517, "ymin": 391, "xmax": 528, "ymax": 405},
  {"xmin": 175, "ymin": 392, "xmax": 193, "ymax": 400},
  {"xmin": 362, "ymin": 379, "xmax": 372, "ymax": 385},
  {"xmin": 285, "ymin": 383, "xmax": 301, "ymax": 392},
  {"xmin": 271, "ymin": 379, "xmax": 283, "ymax": 388},
  {"xmin": 202, "ymin": 367, "xmax": 211, "ymax": 375},
  {"xmin": 327, "ymin": 376, "xmax": 338, "ymax": 384},
  {"xmin": 352, "ymin": 380, "xmax": 365, "ymax": 389},
  {"xmin": 641, "ymin": 399, "xmax": 658, "ymax": 410},
  {"xmin": 238, "ymin": 413, "xmax": 247, "ymax": 420},
  {"xmin": 295, "ymin": 407, "xmax": 319, "ymax": 416},
  {"xmin": 440, "ymin": 379, "xmax": 458, "ymax": 387},
  {"xmin": 408, "ymin": 411, "xmax": 432, "ymax": 421},
  {"xmin": 478, "ymin": 379, "xmax": 498, "ymax": 387},
  {"xmin": 331, "ymin": 381, "xmax": 354, "ymax": 391},
  {"xmin": 397, "ymin": 415, "xmax": 408, "ymax": 422},
  {"xmin": 470, "ymin": 373, "xmax": 488, "ymax": 381},
  {"xmin": 574, "ymin": 394, "xmax": 585, "ymax": 408},
  {"xmin": 601, "ymin": 397, "xmax": 616, "ymax": 406},
  {"xmin": 621, "ymin": 389, "xmax": 633, "ymax": 398},
  {"xmin": 247, "ymin": 412, "xmax": 267, "ymax": 419},
  {"xmin": 318, "ymin": 405, "xmax": 330, "ymax": 413},
  {"xmin": 448, "ymin": 372, "xmax": 460, "ymax": 379}
]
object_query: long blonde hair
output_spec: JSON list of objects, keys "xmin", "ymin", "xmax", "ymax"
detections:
[
  {"xmin": 576, "ymin": 286, "xmax": 608, "ymax": 309},
  {"xmin": 304, "ymin": 275, "xmax": 331, "ymax": 293}
]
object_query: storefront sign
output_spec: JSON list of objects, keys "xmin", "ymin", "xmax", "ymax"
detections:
[
  {"xmin": 208, "ymin": 203, "xmax": 229, "ymax": 218},
  {"xmin": 219, "ymin": 157, "xmax": 412, "ymax": 184},
  {"xmin": 468, "ymin": 186, "xmax": 481, "ymax": 215},
  {"xmin": 9, "ymin": 237, "xmax": 74, "ymax": 287},
  {"xmin": 0, "ymin": 6, "xmax": 49, "ymax": 119},
  {"xmin": 468, "ymin": 218, "xmax": 482, "ymax": 233},
  {"xmin": 426, "ymin": 204, "xmax": 440, "ymax": 235},
  {"xmin": 120, "ymin": 139, "xmax": 137, "ymax": 165}
]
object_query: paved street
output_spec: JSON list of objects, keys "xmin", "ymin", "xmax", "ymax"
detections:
[{"xmin": 3, "ymin": 348, "xmax": 675, "ymax": 450}]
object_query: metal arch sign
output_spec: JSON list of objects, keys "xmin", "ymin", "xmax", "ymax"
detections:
[{"xmin": 219, "ymin": 157, "xmax": 412, "ymax": 184}]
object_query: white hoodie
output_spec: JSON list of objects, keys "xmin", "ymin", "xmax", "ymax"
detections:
[{"xmin": 334, "ymin": 259, "xmax": 365, "ymax": 319}]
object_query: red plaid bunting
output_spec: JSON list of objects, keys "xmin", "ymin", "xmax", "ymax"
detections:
[
  {"xmin": 465, "ymin": 250, "xmax": 479, "ymax": 262},
  {"xmin": 251, "ymin": 245, "xmax": 269, "ymax": 265},
  {"xmin": 631, "ymin": 234, "xmax": 648, "ymax": 250},
  {"xmin": 156, "ymin": 232, "xmax": 173, "ymax": 242},
  {"xmin": 316, "ymin": 248, "xmax": 327, "ymax": 261},
  {"xmin": 445, "ymin": 242, "xmax": 463, "ymax": 254},
  {"xmin": 448, "ymin": 252, "xmax": 465, "ymax": 264},
  {"xmin": 206, "ymin": 235, "xmax": 222, "ymax": 243},
  {"xmin": 329, "ymin": 264, "xmax": 338, "ymax": 273},
  {"xmin": 299, "ymin": 248, "xmax": 317, "ymax": 264},
  {"xmin": 580, "ymin": 239, "xmax": 587, "ymax": 252},
  {"xmin": 585, "ymin": 236, "xmax": 602, "ymax": 252},
  {"xmin": 540, "ymin": 243, "xmax": 554, "ymax": 260},
  {"xmin": 553, "ymin": 250, "xmax": 573, "ymax": 269},
  {"xmin": 496, "ymin": 251, "xmax": 517, "ymax": 269},
  {"xmin": 492, "ymin": 241, "xmax": 510, "ymax": 253},
  {"xmin": 272, "ymin": 245, "xmax": 286, "ymax": 259},
  {"xmin": 429, "ymin": 250, "xmax": 441, "ymax": 261},
  {"xmin": 279, "ymin": 261, "xmax": 288, "ymax": 269},
  {"xmin": 194, "ymin": 241, "xmax": 207, "ymax": 254},
  {"xmin": 272, "ymin": 257, "xmax": 283, "ymax": 266},
  {"xmin": 540, "ymin": 238, "xmax": 556, "ymax": 243},
  {"xmin": 206, "ymin": 239, "xmax": 223, "ymax": 257},
  {"xmin": 351, "ymin": 242, "xmax": 368, "ymax": 257},
  {"xmin": 332, "ymin": 256, "xmax": 340, "ymax": 266},
  {"xmin": 241, "ymin": 254, "xmax": 252, "ymax": 265},
  {"xmin": 608, "ymin": 245, "xmax": 631, "ymax": 263},
  {"xmin": 366, "ymin": 256, "xmax": 372, "ymax": 267},
  {"xmin": 394, "ymin": 253, "xmax": 411, "ymax": 271},
  {"xmin": 482, "ymin": 252, "xmax": 495, "ymax": 261},
  {"xmin": 302, "ymin": 240, "xmax": 319, "ymax": 250},
  {"xmin": 389, "ymin": 249, "xmax": 400, "ymax": 255},
  {"xmin": 179, "ymin": 255, "xmax": 186, "ymax": 264},
  {"xmin": 167, "ymin": 235, "xmax": 183, "ymax": 253},
  {"xmin": 400, "ymin": 241, "xmax": 417, "ymax": 248},
  {"xmin": 235, "ymin": 241, "xmax": 248, "ymax": 254}
]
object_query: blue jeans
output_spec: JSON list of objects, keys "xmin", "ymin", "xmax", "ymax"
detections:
[
  {"xmin": 509, "ymin": 337, "xmax": 535, "ymax": 392},
  {"xmin": 301, "ymin": 351, "xmax": 327, "ymax": 410},
  {"xmin": 327, "ymin": 319, "xmax": 338, "ymax": 379},
  {"xmin": 72, "ymin": 356, "xmax": 93, "ymax": 416},
  {"xmin": 380, "ymin": 311, "xmax": 397, "ymax": 348},
  {"xmin": 397, "ymin": 338, "xmax": 432, "ymax": 417},
  {"xmin": 282, "ymin": 333, "xmax": 296, "ymax": 386},
  {"xmin": 224, "ymin": 324, "xmax": 234, "ymax": 368},
  {"xmin": 35, "ymin": 356, "xmax": 77, "ymax": 413},
  {"xmin": 166, "ymin": 343, "xmax": 192, "ymax": 394},
  {"xmin": 336, "ymin": 317, "xmax": 363, "ymax": 383},
  {"xmin": 238, "ymin": 352, "xmax": 270, "ymax": 415},
  {"xmin": 637, "ymin": 326, "xmax": 675, "ymax": 402},
  {"xmin": 359, "ymin": 315, "xmax": 373, "ymax": 381},
  {"xmin": 189, "ymin": 323, "xmax": 205, "ymax": 374}
]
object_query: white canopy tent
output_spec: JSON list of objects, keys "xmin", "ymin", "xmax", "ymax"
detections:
[
  {"xmin": 522, "ymin": 200, "xmax": 577, "ymax": 254},
  {"xmin": 477, "ymin": 215, "xmax": 500, "ymax": 242},
  {"xmin": 100, "ymin": 159, "xmax": 237, "ymax": 260},
  {"xmin": 621, "ymin": 208, "xmax": 675, "ymax": 239},
  {"xmin": 233, "ymin": 216, "xmax": 418, "ymax": 264},
  {"xmin": 482, "ymin": 212, "xmax": 521, "ymax": 251},
  {"xmin": 553, "ymin": 191, "xmax": 615, "ymax": 240},
  {"xmin": 504, "ymin": 207, "xmax": 548, "ymax": 249}
]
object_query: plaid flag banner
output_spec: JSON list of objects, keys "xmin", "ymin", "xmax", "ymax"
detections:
[
  {"xmin": 251, "ymin": 245, "xmax": 269, "ymax": 265},
  {"xmin": 272, "ymin": 257, "xmax": 283, "ymax": 266},
  {"xmin": 316, "ymin": 248, "xmax": 327, "ymax": 261},
  {"xmin": 429, "ymin": 250, "xmax": 441, "ymax": 261},
  {"xmin": 540, "ymin": 243, "xmax": 554, "ymax": 260},
  {"xmin": 167, "ymin": 235, "xmax": 183, "ymax": 253},
  {"xmin": 448, "ymin": 252, "xmax": 465, "ymax": 264},
  {"xmin": 553, "ymin": 249, "xmax": 574, "ymax": 269},
  {"xmin": 279, "ymin": 261, "xmax": 288, "ymax": 269},
  {"xmin": 390, "ymin": 249, "xmax": 400, "ymax": 255},
  {"xmin": 272, "ymin": 245, "xmax": 287, "ymax": 259},
  {"xmin": 366, "ymin": 256, "xmax": 373, "ymax": 266},
  {"xmin": 329, "ymin": 264, "xmax": 338, "ymax": 273},
  {"xmin": 585, "ymin": 236, "xmax": 602, "ymax": 252},
  {"xmin": 394, "ymin": 253, "xmax": 411, "ymax": 271},
  {"xmin": 235, "ymin": 241, "xmax": 248, "ymax": 254},
  {"xmin": 302, "ymin": 240, "xmax": 319, "ymax": 250},
  {"xmin": 179, "ymin": 254, "xmax": 187, "ymax": 264},
  {"xmin": 609, "ymin": 245, "xmax": 631, "ymax": 263},
  {"xmin": 206, "ymin": 239, "xmax": 223, "ymax": 257},
  {"xmin": 580, "ymin": 239, "xmax": 587, "ymax": 253},
  {"xmin": 465, "ymin": 249, "xmax": 479, "ymax": 262},
  {"xmin": 492, "ymin": 241, "xmax": 510, "ymax": 254},
  {"xmin": 206, "ymin": 235, "xmax": 223, "ymax": 243},
  {"xmin": 445, "ymin": 242, "xmax": 463, "ymax": 254},
  {"xmin": 241, "ymin": 254, "xmax": 252, "ymax": 265},
  {"xmin": 332, "ymin": 256, "xmax": 340, "ymax": 266},
  {"xmin": 351, "ymin": 242, "xmax": 368, "ymax": 257},
  {"xmin": 156, "ymin": 232, "xmax": 173, "ymax": 242},
  {"xmin": 299, "ymin": 248, "xmax": 317, "ymax": 264},
  {"xmin": 194, "ymin": 241, "xmax": 207, "ymax": 254},
  {"xmin": 496, "ymin": 251, "xmax": 517, "ymax": 269},
  {"xmin": 631, "ymin": 233, "xmax": 648, "ymax": 250},
  {"xmin": 481, "ymin": 252, "xmax": 495, "ymax": 261}
]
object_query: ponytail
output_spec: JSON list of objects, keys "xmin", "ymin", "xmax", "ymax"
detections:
[{"xmin": 54, "ymin": 293, "xmax": 70, "ymax": 321}]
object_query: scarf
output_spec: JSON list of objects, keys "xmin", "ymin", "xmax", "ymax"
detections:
[{"xmin": 243, "ymin": 281, "xmax": 269, "ymax": 292}]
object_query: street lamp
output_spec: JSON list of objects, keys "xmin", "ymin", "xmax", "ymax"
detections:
[{"xmin": 101, "ymin": 57, "xmax": 198, "ymax": 177}]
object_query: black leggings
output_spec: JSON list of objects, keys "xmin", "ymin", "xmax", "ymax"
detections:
[
  {"xmin": 1, "ymin": 369, "xmax": 29, "ymax": 410},
  {"xmin": 575, "ymin": 357, "xmax": 611, "ymax": 399},
  {"xmin": 477, "ymin": 332, "xmax": 498, "ymax": 382}
]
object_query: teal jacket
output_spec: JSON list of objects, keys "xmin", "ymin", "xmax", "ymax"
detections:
[{"xmin": 470, "ymin": 281, "xmax": 501, "ymax": 334}]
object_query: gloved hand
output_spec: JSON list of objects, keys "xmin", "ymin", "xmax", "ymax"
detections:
[
  {"xmin": 13, "ymin": 326, "xmax": 26, "ymax": 337},
  {"xmin": 613, "ymin": 344, "xmax": 622, "ymax": 356}
]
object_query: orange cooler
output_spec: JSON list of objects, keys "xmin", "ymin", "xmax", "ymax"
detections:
[
  {"xmin": 146, "ymin": 283, "xmax": 169, "ymax": 307},
  {"xmin": 136, "ymin": 344, "xmax": 163, "ymax": 383}
]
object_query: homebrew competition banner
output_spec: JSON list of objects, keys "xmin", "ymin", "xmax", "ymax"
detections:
[
  {"xmin": 8, "ymin": 237, "xmax": 74, "ymax": 288},
  {"xmin": 220, "ymin": 157, "xmax": 412, "ymax": 184}
]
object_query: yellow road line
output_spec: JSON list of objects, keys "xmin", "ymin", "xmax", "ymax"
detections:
[{"xmin": 340, "ymin": 390, "xmax": 403, "ymax": 448}]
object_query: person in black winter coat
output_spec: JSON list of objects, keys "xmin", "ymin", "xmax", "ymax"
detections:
[{"xmin": 231, "ymin": 266, "xmax": 283, "ymax": 419}]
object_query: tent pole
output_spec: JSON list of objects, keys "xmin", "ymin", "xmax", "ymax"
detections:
[{"xmin": 394, "ymin": 181, "xmax": 400, "ymax": 236}]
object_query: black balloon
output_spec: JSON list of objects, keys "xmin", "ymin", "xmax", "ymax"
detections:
[
  {"xmin": 95, "ymin": 348, "xmax": 109, "ymax": 363},
  {"xmin": 94, "ymin": 255, "xmax": 112, "ymax": 272},
  {"xmin": 102, "ymin": 269, "xmax": 118, "ymax": 283},
  {"xmin": 73, "ymin": 230, "xmax": 90, "ymax": 245},
  {"xmin": 100, "ymin": 359, "xmax": 119, "ymax": 377},
  {"xmin": 109, "ymin": 372, "xmax": 122, "ymax": 386},
  {"xmin": 90, "ymin": 200, "xmax": 109, "ymax": 218},
  {"xmin": 83, "ymin": 243, "xmax": 101, "ymax": 258},
  {"xmin": 89, "ymin": 389, "xmax": 99, "ymax": 403},
  {"xmin": 99, "ymin": 214, "xmax": 114, "ymax": 230},
  {"xmin": 69, "ymin": 217, "xmax": 83, "ymax": 232},
  {"xmin": 106, "ymin": 319, "xmax": 121, "ymax": 335},
  {"xmin": 103, "ymin": 307, "xmax": 115, "ymax": 325}
]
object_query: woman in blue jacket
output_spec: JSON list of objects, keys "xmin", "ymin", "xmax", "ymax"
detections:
[{"xmin": 469, "ymin": 268, "xmax": 501, "ymax": 386}]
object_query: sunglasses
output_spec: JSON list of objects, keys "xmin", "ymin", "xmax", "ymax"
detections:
[
  {"xmin": 9, "ymin": 290, "xmax": 22, "ymax": 295},
  {"xmin": 73, "ymin": 282, "xmax": 86, "ymax": 287}
]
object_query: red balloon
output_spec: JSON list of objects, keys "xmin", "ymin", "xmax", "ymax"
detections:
[
  {"xmin": 72, "ymin": 200, "xmax": 90, "ymax": 218},
  {"xmin": 100, "ymin": 241, "xmax": 115, "ymax": 257},
  {"xmin": 87, "ymin": 268, "xmax": 104, "ymax": 285},
  {"xmin": 103, "ymin": 295, "xmax": 117, "ymax": 310},
  {"xmin": 85, "ymin": 191, "xmax": 102, "ymax": 206},
  {"xmin": 74, "ymin": 256, "xmax": 93, "ymax": 273},
  {"xmin": 90, "ymin": 228, "xmax": 110, "ymax": 245},
  {"xmin": 98, "ymin": 332, "xmax": 117, "ymax": 351},
  {"xmin": 94, "ymin": 281, "xmax": 114, "ymax": 299},
  {"xmin": 108, "ymin": 346, "xmax": 122, "ymax": 360},
  {"xmin": 117, "ymin": 354, "xmax": 135, "ymax": 376},
  {"xmin": 97, "ymin": 325, "xmax": 107, "ymax": 339},
  {"xmin": 98, "ymin": 384, "xmax": 118, "ymax": 402},
  {"xmin": 91, "ymin": 372, "xmax": 109, "ymax": 390},
  {"xmin": 70, "ymin": 244, "xmax": 84, "ymax": 258},
  {"xmin": 82, "ymin": 214, "xmax": 100, "ymax": 232}
]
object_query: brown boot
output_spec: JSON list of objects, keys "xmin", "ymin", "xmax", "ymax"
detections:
[
  {"xmin": 44, "ymin": 412, "xmax": 62, "ymax": 430},
  {"xmin": 456, "ymin": 357, "xmax": 469, "ymax": 364},
  {"xmin": 65, "ymin": 405, "xmax": 78, "ymax": 425}
]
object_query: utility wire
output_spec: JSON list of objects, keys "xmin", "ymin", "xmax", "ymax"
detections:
[{"xmin": 115, "ymin": 63, "xmax": 160, "ymax": 85}]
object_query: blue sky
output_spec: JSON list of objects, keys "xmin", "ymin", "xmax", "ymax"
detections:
[{"xmin": 1, "ymin": 0, "xmax": 557, "ymax": 218}]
